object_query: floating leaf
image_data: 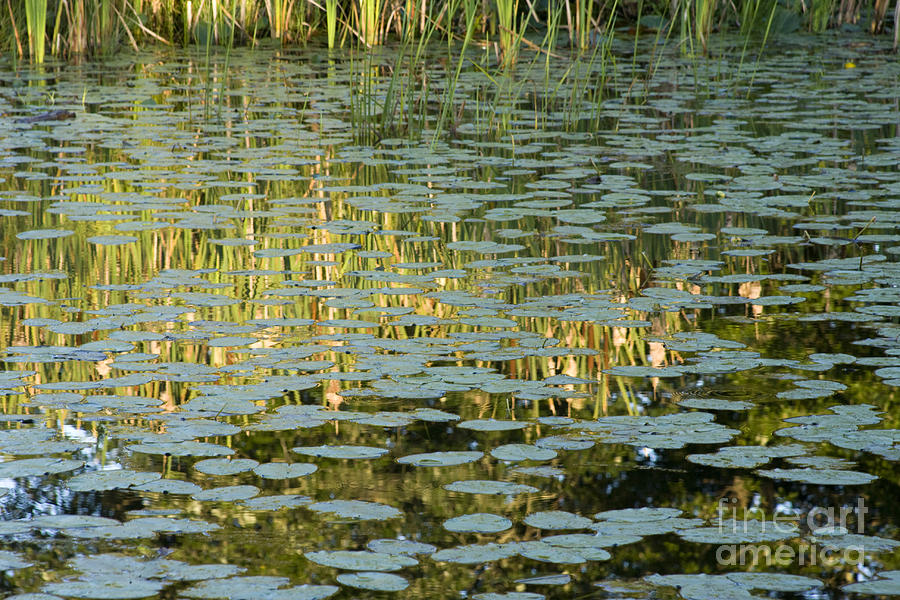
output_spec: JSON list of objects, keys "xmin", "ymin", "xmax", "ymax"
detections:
[
  {"xmin": 182, "ymin": 577, "xmax": 338, "ymax": 600},
  {"xmin": 242, "ymin": 495, "xmax": 312, "ymax": 510},
  {"xmin": 756, "ymin": 468, "xmax": 877, "ymax": 486},
  {"xmin": 194, "ymin": 458, "xmax": 259, "ymax": 475},
  {"xmin": 128, "ymin": 441, "xmax": 234, "ymax": 457},
  {"xmin": 293, "ymin": 445, "xmax": 388, "ymax": 459},
  {"xmin": 397, "ymin": 451, "xmax": 483, "ymax": 466},
  {"xmin": 515, "ymin": 574, "xmax": 571, "ymax": 585},
  {"xmin": 252, "ymin": 462, "xmax": 317, "ymax": 479},
  {"xmin": 336, "ymin": 572, "xmax": 409, "ymax": 591},
  {"xmin": 132, "ymin": 479, "xmax": 203, "ymax": 495},
  {"xmin": 458, "ymin": 419, "xmax": 529, "ymax": 431},
  {"xmin": 0, "ymin": 457, "xmax": 83, "ymax": 478},
  {"xmin": 491, "ymin": 444, "xmax": 556, "ymax": 462},
  {"xmin": 843, "ymin": 571, "xmax": 900, "ymax": 595},
  {"xmin": 432, "ymin": 543, "xmax": 518, "ymax": 564},
  {"xmin": 87, "ymin": 235, "xmax": 138, "ymax": 246},
  {"xmin": 192, "ymin": 485, "xmax": 260, "ymax": 502},
  {"xmin": 304, "ymin": 550, "xmax": 416, "ymax": 571},
  {"xmin": 443, "ymin": 480, "xmax": 538, "ymax": 495},
  {"xmin": 308, "ymin": 500, "xmax": 401, "ymax": 520},
  {"xmin": 43, "ymin": 580, "xmax": 164, "ymax": 599},
  {"xmin": 523, "ymin": 511, "xmax": 592, "ymax": 530},
  {"xmin": 444, "ymin": 513, "xmax": 512, "ymax": 533},
  {"xmin": 16, "ymin": 229, "xmax": 74, "ymax": 240},
  {"xmin": 367, "ymin": 539, "xmax": 436, "ymax": 556},
  {"xmin": 68, "ymin": 469, "xmax": 161, "ymax": 491},
  {"xmin": 473, "ymin": 594, "xmax": 544, "ymax": 600}
]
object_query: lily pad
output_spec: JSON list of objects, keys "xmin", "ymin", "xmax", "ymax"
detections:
[
  {"xmin": 756, "ymin": 468, "xmax": 877, "ymax": 485},
  {"xmin": 843, "ymin": 571, "xmax": 900, "ymax": 595},
  {"xmin": 397, "ymin": 451, "xmax": 484, "ymax": 466},
  {"xmin": 443, "ymin": 480, "xmax": 538, "ymax": 495},
  {"xmin": 68, "ymin": 469, "xmax": 161, "ymax": 491},
  {"xmin": 252, "ymin": 462, "xmax": 317, "ymax": 479},
  {"xmin": 182, "ymin": 577, "xmax": 338, "ymax": 600},
  {"xmin": 0, "ymin": 457, "xmax": 83, "ymax": 478},
  {"xmin": 292, "ymin": 445, "xmax": 388, "ymax": 459},
  {"xmin": 307, "ymin": 500, "xmax": 401, "ymax": 520},
  {"xmin": 192, "ymin": 485, "xmax": 260, "ymax": 502},
  {"xmin": 444, "ymin": 513, "xmax": 513, "ymax": 533},
  {"xmin": 432, "ymin": 543, "xmax": 519, "ymax": 564},
  {"xmin": 336, "ymin": 572, "xmax": 409, "ymax": 591},
  {"xmin": 304, "ymin": 550, "xmax": 416, "ymax": 571},
  {"xmin": 367, "ymin": 539, "xmax": 437, "ymax": 556},
  {"xmin": 458, "ymin": 419, "xmax": 530, "ymax": 431},
  {"xmin": 523, "ymin": 511, "xmax": 593, "ymax": 530},
  {"xmin": 491, "ymin": 444, "xmax": 556, "ymax": 462},
  {"xmin": 194, "ymin": 458, "xmax": 259, "ymax": 475}
]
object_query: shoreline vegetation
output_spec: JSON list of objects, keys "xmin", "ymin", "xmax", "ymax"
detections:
[{"xmin": 3, "ymin": 0, "xmax": 900, "ymax": 64}]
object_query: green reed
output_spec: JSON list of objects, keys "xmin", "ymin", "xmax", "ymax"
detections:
[
  {"xmin": 358, "ymin": 0, "xmax": 384, "ymax": 45},
  {"xmin": 495, "ymin": 0, "xmax": 519, "ymax": 64},
  {"xmin": 7, "ymin": 0, "xmax": 898, "ymax": 65},
  {"xmin": 808, "ymin": 0, "xmax": 835, "ymax": 31},
  {"xmin": 24, "ymin": 0, "xmax": 46, "ymax": 62},
  {"xmin": 326, "ymin": 0, "xmax": 338, "ymax": 46}
]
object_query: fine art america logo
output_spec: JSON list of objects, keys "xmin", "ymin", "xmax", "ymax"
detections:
[{"xmin": 715, "ymin": 497, "xmax": 869, "ymax": 567}]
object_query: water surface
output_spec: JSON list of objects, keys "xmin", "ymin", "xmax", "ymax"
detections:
[{"xmin": 0, "ymin": 33, "xmax": 899, "ymax": 599}]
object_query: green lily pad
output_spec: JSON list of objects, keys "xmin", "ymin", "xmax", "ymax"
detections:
[
  {"xmin": 756, "ymin": 468, "xmax": 877, "ymax": 485},
  {"xmin": 432, "ymin": 543, "xmax": 519, "ymax": 564},
  {"xmin": 304, "ymin": 550, "xmax": 416, "ymax": 571},
  {"xmin": 336, "ymin": 572, "xmax": 409, "ymax": 591},
  {"xmin": 491, "ymin": 444, "xmax": 557, "ymax": 462},
  {"xmin": 252, "ymin": 462, "xmax": 317, "ymax": 479},
  {"xmin": 182, "ymin": 577, "xmax": 338, "ymax": 600},
  {"xmin": 194, "ymin": 458, "xmax": 259, "ymax": 475},
  {"xmin": 0, "ymin": 457, "xmax": 83, "ymax": 478},
  {"xmin": 308, "ymin": 499, "xmax": 401, "ymax": 520},
  {"xmin": 292, "ymin": 445, "xmax": 388, "ymax": 459},
  {"xmin": 444, "ymin": 513, "xmax": 513, "ymax": 533},
  {"xmin": 192, "ymin": 485, "xmax": 260, "ymax": 502},
  {"xmin": 367, "ymin": 539, "xmax": 436, "ymax": 555},
  {"xmin": 458, "ymin": 419, "xmax": 530, "ymax": 431},
  {"xmin": 68, "ymin": 469, "xmax": 161, "ymax": 491},
  {"xmin": 523, "ymin": 511, "xmax": 593, "ymax": 530},
  {"xmin": 843, "ymin": 571, "xmax": 900, "ymax": 595},
  {"xmin": 443, "ymin": 480, "xmax": 538, "ymax": 495},
  {"xmin": 397, "ymin": 451, "xmax": 483, "ymax": 466}
]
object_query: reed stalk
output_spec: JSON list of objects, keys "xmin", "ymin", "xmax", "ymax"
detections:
[
  {"xmin": 808, "ymin": 0, "xmax": 834, "ymax": 31},
  {"xmin": 24, "ymin": 0, "xmax": 47, "ymax": 62},
  {"xmin": 326, "ymin": 0, "xmax": 338, "ymax": 46},
  {"xmin": 264, "ymin": 0, "xmax": 292, "ymax": 39},
  {"xmin": 575, "ymin": 0, "xmax": 595, "ymax": 50},
  {"xmin": 359, "ymin": 0, "xmax": 384, "ymax": 44},
  {"xmin": 2, "ymin": 0, "xmax": 895, "ymax": 62}
]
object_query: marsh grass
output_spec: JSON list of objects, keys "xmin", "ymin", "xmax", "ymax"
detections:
[
  {"xmin": 496, "ymin": 0, "xmax": 520, "ymax": 64},
  {"xmin": 4, "ymin": 0, "xmax": 891, "ymax": 63},
  {"xmin": 357, "ymin": 0, "xmax": 384, "ymax": 44},
  {"xmin": 24, "ymin": 0, "xmax": 47, "ymax": 62}
]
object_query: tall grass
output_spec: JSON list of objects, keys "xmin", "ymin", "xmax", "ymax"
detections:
[
  {"xmin": 496, "ymin": 0, "xmax": 519, "ymax": 63},
  {"xmin": 358, "ymin": 0, "xmax": 383, "ymax": 44},
  {"xmin": 24, "ymin": 0, "xmax": 47, "ymax": 62},
  {"xmin": 5, "ymin": 0, "xmax": 899, "ymax": 63}
]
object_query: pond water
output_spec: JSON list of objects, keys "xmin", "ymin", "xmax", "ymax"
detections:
[{"xmin": 1, "ymin": 31, "xmax": 899, "ymax": 600}]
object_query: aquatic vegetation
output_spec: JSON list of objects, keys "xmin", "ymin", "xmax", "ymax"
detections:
[
  {"xmin": 5, "ymin": 0, "xmax": 900, "ymax": 62},
  {"xmin": 1, "ymin": 31, "xmax": 900, "ymax": 600}
]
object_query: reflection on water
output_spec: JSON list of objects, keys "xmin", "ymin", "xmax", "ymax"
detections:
[{"xmin": 0, "ymin": 33, "xmax": 899, "ymax": 599}]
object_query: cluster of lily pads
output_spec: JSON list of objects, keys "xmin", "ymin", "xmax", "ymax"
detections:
[{"xmin": 1, "ymin": 34, "xmax": 900, "ymax": 600}]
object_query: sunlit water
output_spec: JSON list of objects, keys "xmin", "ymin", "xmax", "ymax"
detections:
[{"xmin": 0, "ymin": 32, "xmax": 899, "ymax": 599}]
